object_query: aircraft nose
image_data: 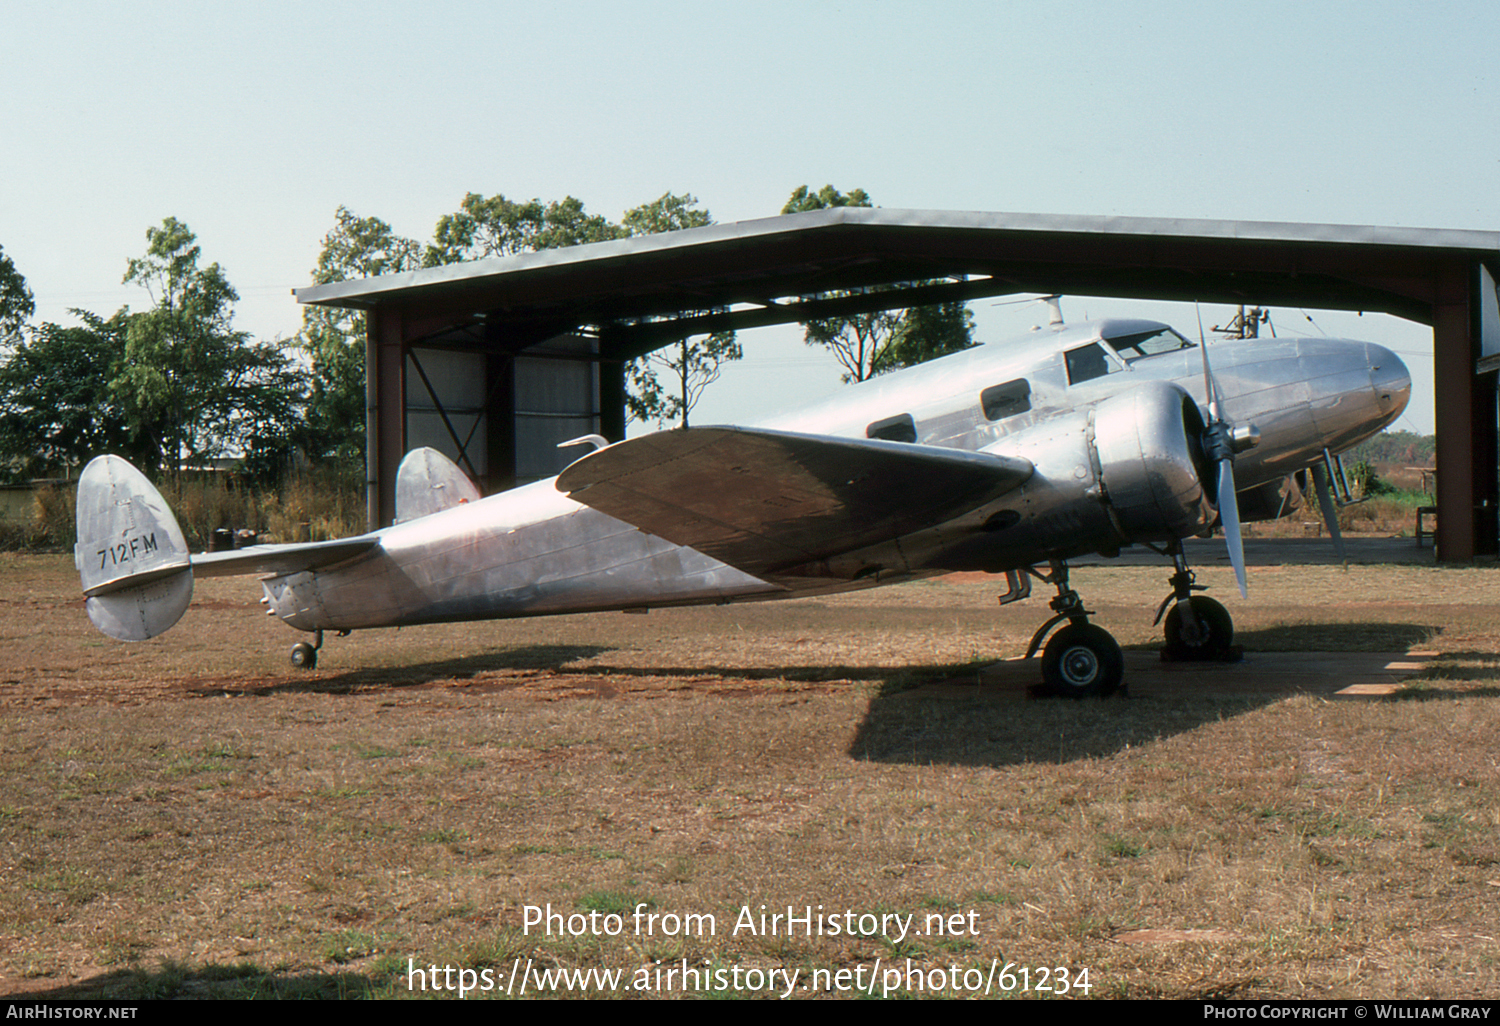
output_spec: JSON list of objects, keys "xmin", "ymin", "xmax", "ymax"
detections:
[{"xmin": 1366, "ymin": 342, "xmax": 1411, "ymax": 419}]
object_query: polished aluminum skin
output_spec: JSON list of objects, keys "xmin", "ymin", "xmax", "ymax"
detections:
[
  {"xmin": 74, "ymin": 318, "xmax": 1410, "ymax": 644},
  {"xmin": 74, "ymin": 456, "xmax": 194, "ymax": 641}
]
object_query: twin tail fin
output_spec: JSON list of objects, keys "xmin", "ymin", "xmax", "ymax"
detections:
[{"xmin": 74, "ymin": 456, "xmax": 194, "ymax": 641}]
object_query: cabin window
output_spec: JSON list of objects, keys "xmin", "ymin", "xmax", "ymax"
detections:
[
  {"xmin": 866, "ymin": 414, "xmax": 917, "ymax": 443},
  {"xmin": 1064, "ymin": 343, "xmax": 1114, "ymax": 385},
  {"xmin": 981, "ymin": 379, "xmax": 1031, "ymax": 420}
]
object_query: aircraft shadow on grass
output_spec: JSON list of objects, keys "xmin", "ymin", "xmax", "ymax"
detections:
[
  {"xmin": 3, "ymin": 963, "xmax": 392, "ymax": 1000},
  {"xmin": 850, "ymin": 619, "xmax": 1451, "ymax": 768},
  {"xmin": 1230, "ymin": 621, "xmax": 1436, "ymax": 652},
  {"xmin": 185, "ymin": 644, "xmax": 617, "ymax": 696},
  {"xmin": 178, "ymin": 619, "xmax": 1475, "ymax": 769}
]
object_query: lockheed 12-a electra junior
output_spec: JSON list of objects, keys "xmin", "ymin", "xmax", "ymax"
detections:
[{"xmin": 74, "ymin": 316, "xmax": 1410, "ymax": 696}]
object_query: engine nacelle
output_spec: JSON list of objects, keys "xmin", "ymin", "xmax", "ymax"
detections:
[
  {"xmin": 824, "ymin": 379, "xmax": 1220, "ymax": 574},
  {"xmin": 1090, "ymin": 380, "xmax": 1215, "ymax": 543}
]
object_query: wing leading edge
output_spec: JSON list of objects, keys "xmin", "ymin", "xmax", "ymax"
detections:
[{"xmin": 556, "ymin": 426, "xmax": 1033, "ymax": 578}]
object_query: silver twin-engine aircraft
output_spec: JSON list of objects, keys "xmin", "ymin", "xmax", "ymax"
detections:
[{"xmin": 74, "ymin": 316, "xmax": 1410, "ymax": 696}]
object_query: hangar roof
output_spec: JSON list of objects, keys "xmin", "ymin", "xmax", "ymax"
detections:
[{"xmin": 294, "ymin": 207, "xmax": 1500, "ymax": 358}]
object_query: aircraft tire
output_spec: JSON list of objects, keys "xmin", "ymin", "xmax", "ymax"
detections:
[
  {"xmin": 1042, "ymin": 623, "xmax": 1123, "ymax": 698},
  {"xmin": 290, "ymin": 642, "xmax": 318, "ymax": 670},
  {"xmin": 1162, "ymin": 596, "xmax": 1233, "ymax": 661}
]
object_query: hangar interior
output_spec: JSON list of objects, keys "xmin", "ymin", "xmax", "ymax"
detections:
[{"xmin": 294, "ymin": 209, "xmax": 1500, "ymax": 560}]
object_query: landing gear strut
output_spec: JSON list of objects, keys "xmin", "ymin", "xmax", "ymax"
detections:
[
  {"xmin": 1005, "ymin": 561, "xmax": 1124, "ymax": 698},
  {"xmin": 1153, "ymin": 543, "xmax": 1239, "ymax": 662}
]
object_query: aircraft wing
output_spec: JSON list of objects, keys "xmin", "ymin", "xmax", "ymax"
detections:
[
  {"xmin": 189, "ymin": 537, "xmax": 380, "ymax": 578},
  {"xmin": 556, "ymin": 426, "xmax": 1033, "ymax": 577}
]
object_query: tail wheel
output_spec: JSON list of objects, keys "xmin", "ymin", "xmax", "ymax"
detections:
[
  {"xmin": 1041, "ymin": 623, "xmax": 1124, "ymax": 698},
  {"xmin": 290, "ymin": 642, "xmax": 318, "ymax": 670},
  {"xmin": 1163, "ymin": 596, "xmax": 1233, "ymax": 661}
]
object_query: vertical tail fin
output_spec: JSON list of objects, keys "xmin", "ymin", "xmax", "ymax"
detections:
[
  {"xmin": 74, "ymin": 456, "xmax": 194, "ymax": 641},
  {"xmin": 394, "ymin": 446, "xmax": 481, "ymax": 523}
]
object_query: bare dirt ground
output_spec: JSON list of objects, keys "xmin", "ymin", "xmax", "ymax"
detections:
[{"xmin": 1, "ymin": 546, "xmax": 1497, "ymax": 1000}]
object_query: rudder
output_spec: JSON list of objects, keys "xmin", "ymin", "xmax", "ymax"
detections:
[{"xmin": 74, "ymin": 456, "xmax": 194, "ymax": 641}]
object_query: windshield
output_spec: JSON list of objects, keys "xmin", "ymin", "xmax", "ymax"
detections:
[{"xmin": 1103, "ymin": 328, "xmax": 1195, "ymax": 362}]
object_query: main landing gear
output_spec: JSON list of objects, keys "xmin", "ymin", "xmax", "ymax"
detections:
[
  {"xmin": 1152, "ymin": 542, "xmax": 1240, "ymax": 663},
  {"xmin": 290, "ymin": 630, "xmax": 322, "ymax": 669},
  {"xmin": 999, "ymin": 543, "xmax": 1241, "ymax": 696},
  {"xmin": 1000, "ymin": 561, "xmax": 1124, "ymax": 698},
  {"xmin": 288, "ymin": 629, "xmax": 350, "ymax": 670}
]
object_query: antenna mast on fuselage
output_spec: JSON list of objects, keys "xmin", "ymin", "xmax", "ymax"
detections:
[{"xmin": 1212, "ymin": 305, "xmax": 1272, "ymax": 338}]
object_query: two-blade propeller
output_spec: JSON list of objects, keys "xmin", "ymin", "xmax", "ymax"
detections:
[{"xmin": 1197, "ymin": 318, "xmax": 1259, "ymax": 598}]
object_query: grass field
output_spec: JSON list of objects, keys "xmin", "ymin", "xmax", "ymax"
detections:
[{"xmin": 0, "ymin": 551, "xmax": 1497, "ymax": 999}]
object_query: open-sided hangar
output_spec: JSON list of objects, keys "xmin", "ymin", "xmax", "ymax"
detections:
[{"xmin": 294, "ymin": 208, "xmax": 1500, "ymax": 561}]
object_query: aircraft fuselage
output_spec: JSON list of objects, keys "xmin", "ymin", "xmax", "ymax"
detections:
[{"xmin": 260, "ymin": 319, "xmax": 1410, "ymax": 633}]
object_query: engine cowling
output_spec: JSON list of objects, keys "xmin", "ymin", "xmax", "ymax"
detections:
[{"xmin": 1090, "ymin": 380, "xmax": 1216, "ymax": 543}]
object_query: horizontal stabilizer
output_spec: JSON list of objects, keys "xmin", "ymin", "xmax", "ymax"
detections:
[
  {"xmin": 75, "ymin": 456, "xmax": 194, "ymax": 641},
  {"xmin": 557, "ymin": 426, "xmax": 1033, "ymax": 577},
  {"xmin": 75, "ymin": 455, "xmax": 384, "ymax": 641},
  {"xmin": 189, "ymin": 537, "xmax": 380, "ymax": 578}
]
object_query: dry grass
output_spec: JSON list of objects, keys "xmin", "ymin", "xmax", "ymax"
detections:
[
  {"xmin": 0, "ymin": 468, "xmax": 365, "ymax": 553},
  {"xmin": 0, "ymin": 552, "xmax": 1497, "ymax": 999}
]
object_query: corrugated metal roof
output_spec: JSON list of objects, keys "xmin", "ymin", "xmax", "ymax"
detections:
[
  {"xmin": 295, "ymin": 208, "xmax": 1500, "ymax": 351},
  {"xmin": 296, "ymin": 207, "xmax": 1499, "ymax": 307}
]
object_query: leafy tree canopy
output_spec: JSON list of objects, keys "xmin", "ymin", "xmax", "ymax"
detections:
[
  {"xmin": 0, "ymin": 244, "xmax": 36, "ymax": 344},
  {"xmin": 620, "ymin": 193, "xmax": 741, "ymax": 429},
  {"xmin": 298, "ymin": 208, "xmax": 422, "ymax": 469},
  {"xmin": 112, "ymin": 218, "xmax": 300, "ymax": 478},
  {"xmin": 780, "ymin": 184, "xmax": 973, "ymax": 383},
  {"xmin": 425, "ymin": 193, "xmax": 626, "ymax": 265},
  {"xmin": 0, "ymin": 221, "xmax": 300, "ymax": 482},
  {"xmin": 0, "ymin": 311, "xmax": 139, "ymax": 481},
  {"xmin": 782, "ymin": 184, "xmax": 872, "ymax": 212}
]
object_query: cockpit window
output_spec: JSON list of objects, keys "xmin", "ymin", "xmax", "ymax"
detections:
[
  {"xmin": 1064, "ymin": 343, "xmax": 1113, "ymax": 385},
  {"xmin": 1103, "ymin": 328, "xmax": 1195, "ymax": 362}
]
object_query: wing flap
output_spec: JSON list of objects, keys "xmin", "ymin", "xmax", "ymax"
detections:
[{"xmin": 556, "ymin": 426, "xmax": 1032, "ymax": 577}]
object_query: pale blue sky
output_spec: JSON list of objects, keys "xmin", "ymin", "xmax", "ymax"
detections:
[{"xmin": 6, "ymin": 0, "xmax": 1497, "ymax": 433}]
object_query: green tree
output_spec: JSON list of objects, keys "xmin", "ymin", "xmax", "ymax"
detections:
[
  {"xmin": 875, "ymin": 299, "xmax": 976, "ymax": 375},
  {"xmin": 620, "ymin": 193, "xmax": 742, "ymax": 428},
  {"xmin": 782, "ymin": 183, "xmax": 872, "ymax": 213},
  {"xmin": 781, "ymin": 184, "xmax": 974, "ymax": 382},
  {"xmin": 0, "ymin": 244, "xmax": 34, "ymax": 345},
  {"xmin": 299, "ymin": 207, "xmax": 422, "ymax": 469},
  {"xmin": 0, "ymin": 311, "xmax": 141, "ymax": 481},
  {"xmin": 113, "ymin": 218, "xmax": 300, "ymax": 477},
  {"xmin": 425, "ymin": 193, "xmax": 625, "ymax": 265}
]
